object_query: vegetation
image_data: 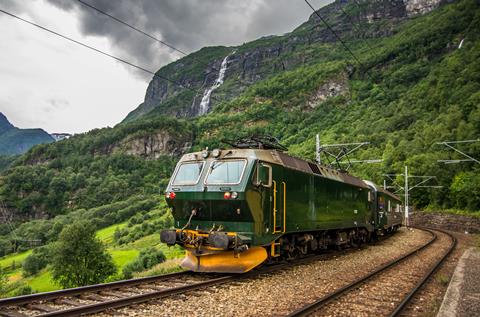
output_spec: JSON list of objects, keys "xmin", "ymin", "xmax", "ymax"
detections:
[
  {"xmin": 0, "ymin": 0, "xmax": 479, "ymax": 295},
  {"xmin": 22, "ymin": 246, "xmax": 49, "ymax": 277},
  {"xmin": 50, "ymin": 221, "xmax": 116, "ymax": 288},
  {"xmin": 122, "ymin": 248, "xmax": 166, "ymax": 279}
]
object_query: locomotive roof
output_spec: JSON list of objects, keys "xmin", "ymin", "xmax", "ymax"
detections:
[{"xmin": 179, "ymin": 148, "xmax": 371, "ymax": 189}]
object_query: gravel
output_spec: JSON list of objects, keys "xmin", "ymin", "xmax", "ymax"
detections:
[
  {"xmin": 94, "ymin": 228, "xmax": 431, "ymax": 317},
  {"xmin": 311, "ymin": 229, "xmax": 452, "ymax": 316}
]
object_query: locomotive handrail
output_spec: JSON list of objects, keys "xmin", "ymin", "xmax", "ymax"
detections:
[
  {"xmin": 282, "ymin": 181, "xmax": 287, "ymax": 233},
  {"xmin": 273, "ymin": 180, "xmax": 280, "ymax": 233}
]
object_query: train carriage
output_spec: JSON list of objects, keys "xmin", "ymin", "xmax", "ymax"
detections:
[{"xmin": 161, "ymin": 142, "xmax": 403, "ymax": 273}]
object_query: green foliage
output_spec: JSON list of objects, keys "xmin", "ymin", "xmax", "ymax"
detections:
[
  {"xmin": 0, "ymin": 155, "xmax": 17, "ymax": 171},
  {"xmin": 22, "ymin": 246, "xmax": 50, "ymax": 277},
  {"xmin": 0, "ymin": 266, "xmax": 8, "ymax": 297},
  {"xmin": 122, "ymin": 248, "xmax": 166, "ymax": 279},
  {"xmin": 50, "ymin": 221, "xmax": 116, "ymax": 288},
  {"xmin": 0, "ymin": 238, "xmax": 12, "ymax": 257},
  {"xmin": 115, "ymin": 208, "xmax": 173, "ymax": 245},
  {"xmin": 0, "ymin": 0, "xmax": 478, "ymax": 244},
  {"xmin": 12, "ymin": 283, "xmax": 34, "ymax": 296},
  {"xmin": 450, "ymin": 171, "xmax": 480, "ymax": 211}
]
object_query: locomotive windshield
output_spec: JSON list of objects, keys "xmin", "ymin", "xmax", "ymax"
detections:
[
  {"xmin": 172, "ymin": 162, "xmax": 204, "ymax": 185},
  {"xmin": 205, "ymin": 159, "xmax": 246, "ymax": 185}
]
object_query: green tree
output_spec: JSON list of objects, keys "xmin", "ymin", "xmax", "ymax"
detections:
[
  {"xmin": 50, "ymin": 221, "xmax": 116, "ymax": 288},
  {"xmin": 23, "ymin": 246, "xmax": 50, "ymax": 277}
]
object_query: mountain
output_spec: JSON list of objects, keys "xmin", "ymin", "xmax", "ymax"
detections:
[
  {"xmin": 1, "ymin": 0, "xmax": 479, "ymax": 221},
  {"xmin": 123, "ymin": 0, "xmax": 454, "ymax": 122},
  {"xmin": 0, "ymin": 113, "xmax": 54, "ymax": 155}
]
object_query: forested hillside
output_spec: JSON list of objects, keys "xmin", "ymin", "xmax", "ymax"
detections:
[{"xmin": 0, "ymin": 0, "xmax": 479, "ymax": 259}]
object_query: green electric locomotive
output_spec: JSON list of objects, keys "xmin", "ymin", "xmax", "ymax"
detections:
[{"xmin": 160, "ymin": 140, "xmax": 403, "ymax": 273}]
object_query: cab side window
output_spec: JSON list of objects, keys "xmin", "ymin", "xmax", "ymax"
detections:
[{"xmin": 255, "ymin": 162, "xmax": 272, "ymax": 187}]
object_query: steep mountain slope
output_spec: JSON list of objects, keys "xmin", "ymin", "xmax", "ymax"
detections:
[
  {"xmin": 1, "ymin": 0, "xmax": 479, "ymax": 223},
  {"xmin": 123, "ymin": 0, "xmax": 452, "ymax": 122},
  {"xmin": 0, "ymin": 113, "xmax": 54, "ymax": 155}
]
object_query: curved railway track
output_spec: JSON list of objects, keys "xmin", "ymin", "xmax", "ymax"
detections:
[
  {"xmin": 0, "ymin": 228, "xmax": 453, "ymax": 317},
  {"xmin": 287, "ymin": 227, "xmax": 456, "ymax": 317}
]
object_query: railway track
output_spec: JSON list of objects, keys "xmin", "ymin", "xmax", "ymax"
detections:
[
  {"xmin": 0, "ymin": 270, "xmax": 234, "ymax": 317},
  {"xmin": 287, "ymin": 227, "xmax": 456, "ymax": 317},
  {"xmin": 0, "ymin": 228, "xmax": 448, "ymax": 317},
  {"xmin": 0, "ymin": 251, "xmax": 336, "ymax": 317}
]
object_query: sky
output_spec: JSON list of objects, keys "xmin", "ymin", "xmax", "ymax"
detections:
[{"xmin": 0, "ymin": 0, "xmax": 331, "ymax": 134}]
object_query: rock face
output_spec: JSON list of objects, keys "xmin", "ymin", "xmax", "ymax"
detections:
[
  {"xmin": 405, "ymin": 0, "xmax": 444, "ymax": 16},
  {"xmin": 307, "ymin": 74, "xmax": 350, "ymax": 109},
  {"xmin": 124, "ymin": 0, "xmax": 452, "ymax": 122},
  {"xmin": 112, "ymin": 130, "xmax": 191, "ymax": 159}
]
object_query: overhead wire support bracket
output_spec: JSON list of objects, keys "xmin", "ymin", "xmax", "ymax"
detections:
[
  {"xmin": 315, "ymin": 136, "xmax": 380, "ymax": 171},
  {"xmin": 436, "ymin": 139, "xmax": 480, "ymax": 164}
]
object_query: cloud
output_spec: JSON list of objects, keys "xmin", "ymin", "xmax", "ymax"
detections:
[
  {"xmin": 42, "ymin": 98, "xmax": 70, "ymax": 113},
  {"xmin": 43, "ymin": 0, "xmax": 331, "ymax": 78}
]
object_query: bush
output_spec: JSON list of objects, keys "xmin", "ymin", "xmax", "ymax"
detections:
[
  {"xmin": 123, "ymin": 248, "xmax": 166, "ymax": 279},
  {"xmin": 22, "ymin": 246, "xmax": 50, "ymax": 277},
  {"xmin": 13, "ymin": 284, "xmax": 34, "ymax": 296},
  {"xmin": 0, "ymin": 238, "xmax": 13, "ymax": 257}
]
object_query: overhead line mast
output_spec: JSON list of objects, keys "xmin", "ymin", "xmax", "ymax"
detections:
[{"xmin": 383, "ymin": 167, "xmax": 442, "ymax": 227}]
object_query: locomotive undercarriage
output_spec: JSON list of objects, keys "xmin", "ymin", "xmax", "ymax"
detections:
[
  {"xmin": 161, "ymin": 225, "xmax": 401, "ymax": 273},
  {"xmin": 268, "ymin": 227, "xmax": 375, "ymax": 262}
]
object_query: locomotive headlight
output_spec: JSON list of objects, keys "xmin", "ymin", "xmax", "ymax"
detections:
[
  {"xmin": 231, "ymin": 191, "xmax": 238, "ymax": 199},
  {"xmin": 212, "ymin": 148, "xmax": 221, "ymax": 158},
  {"xmin": 201, "ymin": 149, "xmax": 209, "ymax": 158},
  {"xmin": 224, "ymin": 192, "xmax": 231, "ymax": 199}
]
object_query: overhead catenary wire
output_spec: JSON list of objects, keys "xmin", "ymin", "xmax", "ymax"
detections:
[
  {"xmin": 75, "ymin": 0, "xmax": 221, "ymax": 73},
  {"xmin": 0, "ymin": 8, "xmax": 228, "ymax": 106}
]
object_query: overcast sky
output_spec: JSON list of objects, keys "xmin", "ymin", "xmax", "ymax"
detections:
[{"xmin": 0, "ymin": 0, "xmax": 331, "ymax": 134}]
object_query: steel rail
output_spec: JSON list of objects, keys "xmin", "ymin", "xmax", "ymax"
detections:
[
  {"xmin": 0, "ymin": 270, "xmax": 193, "ymax": 307},
  {"xmin": 0, "ymin": 252, "xmax": 333, "ymax": 317},
  {"xmin": 34, "ymin": 254, "xmax": 334, "ymax": 316},
  {"xmin": 36, "ymin": 275, "xmax": 235, "ymax": 317},
  {"xmin": 389, "ymin": 228, "xmax": 457, "ymax": 317},
  {"xmin": 286, "ymin": 227, "xmax": 443, "ymax": 317},
  {"xmin": 0, "ymin": 231, "xmax": 414, "ymax": 317}
]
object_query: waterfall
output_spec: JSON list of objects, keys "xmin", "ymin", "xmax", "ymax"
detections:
[{"xmin": 198, "ymin": 53, "xmax": 231, "ymax": 115}]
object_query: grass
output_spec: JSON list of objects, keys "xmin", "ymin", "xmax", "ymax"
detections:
[
  {"xmin": 25, "ymin": 270, "xmax": 56, "ymax": 293},
  {"xmin": 96, "ymin": 222, "xmax": 127, "ymax": 245},
  {"xmin": 435, "ymin": 273, "xmax": 450, "ymax": 286},
  {"xmin": 0, "ymin": 250, "xmax": 32, "ymax": 271},
  {"xmin": 115, "ymin": 233, "xmax": 184, "ymax": 259},
  {"xmin": 133, "ymin": 258, "xmax": 184, "ymax": 278},
  {"xmin": 2, "ymin": 224, "xmax": 185, "ymax": 296},
  {"xmin": 109, "ymin": 249, "xmax": 139, "ymax": 273}
]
